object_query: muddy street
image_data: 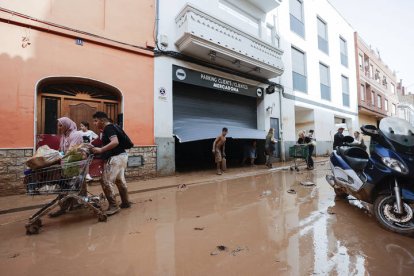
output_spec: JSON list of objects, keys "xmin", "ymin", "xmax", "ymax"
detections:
[{"xmin": 0, "ymin": 164, "xmax": 413, "ymax": 275}]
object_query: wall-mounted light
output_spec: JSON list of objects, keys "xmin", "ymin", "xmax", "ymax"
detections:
[{"xmin": 266, "ymin": 85, "xmax": 276, "ymax": 94}]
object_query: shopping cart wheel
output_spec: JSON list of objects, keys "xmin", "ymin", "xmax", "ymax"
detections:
[
  {"xmin": 25, "ymin": 220, "xmax": 41, "ymax": 235},
  {"xmin": 98, "ymin": 213, "xmax": 107, "ymax": 222}
]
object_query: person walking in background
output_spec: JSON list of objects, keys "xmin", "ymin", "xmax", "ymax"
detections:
[
  {"xmin": 307, "ymin": 130, "xmax": 316, "ymax": 168},
  {"xmin": 212, "ymin": 128, "xmax": 228, "ymax": 175},
  {"xmin": 79, "ymin": 121, "xmax": 98, "ymax": 143},
  {"xmin": 265, "ymin": 128, "xmax": 277, "ymax": 168},
  {"xmin": 353, "ymin": 131, "xmax": 367, "ymax": 150},
  {"xmin": 242, "ymin": 140, "xmax": 257, "ymax": 166},
  {"xmin": 297, "ymin": 130, "xmax": 314, "ymax": 170},
  {"xmin": 91, "ymin": 112, "xmax": 131, "ymax": 216},
  {"xmin": 333, "ymin": 127, "xmax": 345, "ymax": 149}
]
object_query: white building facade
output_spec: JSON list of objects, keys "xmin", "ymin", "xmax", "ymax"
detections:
[
  {"xmin": 154, "ymin": 0, "xmax": 285, "ymax": 174},
  {"xmin": 277, "ymin": 0, "xmax": 359, "ymax": 155}
]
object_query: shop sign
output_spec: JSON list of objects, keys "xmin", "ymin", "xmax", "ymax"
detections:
[{"xmin": 173, "ymin": 65, "xmax": 263, "ymax": 98}]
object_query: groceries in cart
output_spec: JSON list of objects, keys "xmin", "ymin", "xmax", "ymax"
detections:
[{"xmin": 24, "ymin": 144, "xmax": 92, "ymax": 195}]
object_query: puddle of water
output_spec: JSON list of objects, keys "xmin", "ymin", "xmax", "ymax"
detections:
[{"xmin": 0, "ymin": 165, "xmax": 413, "ymax": 275}]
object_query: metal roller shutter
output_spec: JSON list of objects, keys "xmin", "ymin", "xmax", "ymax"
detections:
[{"xmin": 173, "ymin": 82, "xmax": 265, "ymax": 142}]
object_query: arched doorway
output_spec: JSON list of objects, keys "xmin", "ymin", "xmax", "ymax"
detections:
[{"xmin": 36, "ymin": 77, "xmax": 122, "ymax": 137}]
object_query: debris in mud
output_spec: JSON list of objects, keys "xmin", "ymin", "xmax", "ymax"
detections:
[
  {"xmin": 300, "ymin": 181, "xmax": 315, "ymax": 186},
  {"xmin": 8, "ymin": 253, "xmax": 20, "ymax": 258},
  {"xmin": 210, "ymin": 251, "xmax": 219, "ymax": 256},
  {"xmin": 144, "ymin": 199, "xmax": 153, "ymax": 202},
  {"xmin": 261, "ymin": 190, "xmax": 272, "ymax": 197},
  {"xmin": 231, "ymin": 246, "xmax": 247, "ymax": 256},
  {"xmin": 194, "ymin": 227, "xmax": 204, "ymax": 231},
  {"xmin": 327, "ymin": 208, "xmax": 336, "ymax": 215},
  {"xmin": 196, "ymin": 215, "xmax": 200, "ymax": 218},
  {"xmin": 287, "ymin": 189, "xmax": 296, "ymax": 194},
  {"xmin": 178, "ymin": 184, "xmax": 188, "ymax": 191},
  {"xmin": 217, "ymin": 245, "xmax": 228, "ymax": 251},
  {"xmin": 129, "ymin": 231, "xmax": 141, "ymax": 235},
  {"xmin": 147, "ymin": 217, "xmax": 158, "ymax": 222}
]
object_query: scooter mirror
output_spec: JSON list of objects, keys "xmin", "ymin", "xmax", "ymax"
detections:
[
  {"xmin": 343, "ymin": 136, "xmax": 354, "ymax": 143},
  {"xmin": 361, "ymin": 125, "xmax": 379, "ymax": 136}
]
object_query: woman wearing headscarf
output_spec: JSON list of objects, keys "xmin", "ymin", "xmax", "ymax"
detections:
[
  {"xmin": 265, "ymin": 128, "xmax": 277, "ymax": 168},
  {"xmin": 49, "ymin": 117, "xmax": 84, "ymax": 218},
  {"xmin": 297, "ymin": 130, "xmax": 314, "ymax": 170},
  {"xmin": 58, "ymin": 117, "xmax": 83, "ymax": 153}
]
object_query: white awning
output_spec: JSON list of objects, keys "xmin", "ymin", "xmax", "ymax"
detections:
[{"xmin": 174, "ymin": 122, "xmax": 266, "ymax": 143}]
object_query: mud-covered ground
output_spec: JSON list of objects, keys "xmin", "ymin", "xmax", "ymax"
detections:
[{"xmin": 0, "ymin": 164, "xmax": 413, "ymax": 275}]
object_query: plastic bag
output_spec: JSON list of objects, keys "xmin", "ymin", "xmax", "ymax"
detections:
[{"xmin": 26, "ymin": 145, "xmax": 62, "ymax": 170}]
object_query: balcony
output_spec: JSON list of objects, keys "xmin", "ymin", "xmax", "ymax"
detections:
[
  {"xmin": 175, "ymin": 4, "xmax": 284, "ymax": 79},
  {"xmin": 246, "ymin": 0, "xmax": 281, "ymax": 13}
]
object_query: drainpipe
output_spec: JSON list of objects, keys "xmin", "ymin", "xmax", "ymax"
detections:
[
  {"xmin": 155, "ymin": 0, "xmax": 160, "ymax": 48},
  {"xmin": 279, "ymin": 84, "xmax": 285, "ymax": 161}
]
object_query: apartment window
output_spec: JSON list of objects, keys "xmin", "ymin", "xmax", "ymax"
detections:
[
  {"xmin": 391, "ymin": 83, "xmax": 396, "ymax": 94},
  {"xmin": 317, "ymin": 17, "xmax": 329, "ymax": 54},
  {"xmin": 370, "ymin": 64, "xmax": 374, "ymax": 78},
  {"xmin": 392, "ymin": 104, "xmax": 396, "ymax": 115},
  {"xmin": 371, "ymin": 91, "xmax": 375, "ymax": 106},
  {"xmin": 265, "ymin": 25, "xmax": 275, "ymax": 45},
  {"xmin": 292, "ymin": 47, "xmax": 307, "ymax": 92},
  {"xmin": 340, "ymin": 37, "xmax": 348, "ymax": 67},
  {"xmin": 342, "ymin": 75, "xmax": 350, "ymax": 107},
  {"xmin": 319, "ymin": 63, "xmax": 330, "ymax": 100},
  {"xmin": 385, "ymin": 99, "xmax": 388, "ymax": 111},
  {"xmin": 290, "ymin": 0, "xmax": 305, "ymax": 38},
  {"xmin": 358, "ymin": 54, "xmax": 364, "ymax": 71},
  {"xmin": 219, "ymin": 0, "xmax": 259, "ymax": 36},
  {"xmin": 360, "ymin": 84, "xmax": 365, "ymax": 101},
  {"xmin": 375, "ymin": 70, "xmax": 381, "ymax": 83},
  {"xmin": 377, "ymin": 95, "xmax": 382, "ymax": 108}
]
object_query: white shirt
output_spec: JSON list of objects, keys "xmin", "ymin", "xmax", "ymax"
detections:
[{"xmin": 79, "ymin": 130, "xmax": 98, "ymax": 143}]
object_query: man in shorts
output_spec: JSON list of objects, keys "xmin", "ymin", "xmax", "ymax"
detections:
[
  {"xmin": 212, "ymin": 128, "xmax": 228, "ymax": 175},
  {"xmin": 91, "ymin": 112, "xmax": 131, "ymax": 216}
]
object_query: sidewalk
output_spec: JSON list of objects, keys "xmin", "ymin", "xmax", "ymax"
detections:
[{"xmin": 0, "ymin": 157, "xmax": 329, "ymax": 215}]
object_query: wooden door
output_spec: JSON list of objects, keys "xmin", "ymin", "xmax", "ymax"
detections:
[{"xmin": 62, "ymin": 99, "xmax": 101, "ymax": 134}]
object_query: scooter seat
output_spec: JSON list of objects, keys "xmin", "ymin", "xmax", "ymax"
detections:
[{"xmin": 338, "ymin": 147, "xmax": 369, "ymax": 172}]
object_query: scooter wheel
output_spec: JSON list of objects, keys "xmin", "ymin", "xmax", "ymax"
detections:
[
  {"xmin": 374, "ymin": 194, "xmax": 414, "ymax": 236},
  {"xmin": 25, "ymin": 223, "xmax": 41, "ymax": 235},
  {"xmin": 98, "ymin": 213, "xmax": 107, "ymax": 222}
]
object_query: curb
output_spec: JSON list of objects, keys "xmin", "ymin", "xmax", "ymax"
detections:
[{"xmin": 0, "ymin": 159, "xmax": 328, "ymax": 215}]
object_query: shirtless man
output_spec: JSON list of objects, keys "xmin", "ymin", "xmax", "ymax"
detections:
[{"xmin": 212, "ymin": 128, "xmax": 228, "ymax": 175}]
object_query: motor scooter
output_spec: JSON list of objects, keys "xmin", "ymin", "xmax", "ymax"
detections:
[{"xmin": 326, "ymin": 117, "xmax": 414, "ymax": 236}]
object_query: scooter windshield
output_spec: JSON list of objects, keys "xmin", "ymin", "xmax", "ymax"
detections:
[{"xmin": 379, "ymin": 117, "xmax": 414, "ymax": 148}]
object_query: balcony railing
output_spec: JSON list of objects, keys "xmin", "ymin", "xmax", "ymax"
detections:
[{"xmin": 175, "ymin": 4, "xmax": 284, "ymax": 79}]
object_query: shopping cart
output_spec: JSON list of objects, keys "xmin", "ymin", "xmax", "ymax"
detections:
[
  {"xmin": 24, "ymin": 155, "xmax": 107, "ymax": 235},
  {"xmin": 289, "ymin": 144, "xmax": 309, "ymax": 172}
]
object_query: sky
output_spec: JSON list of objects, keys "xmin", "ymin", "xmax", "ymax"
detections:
[{"xmin": 328, "ymin": 0, "xmax": 414, "ymax": 92}]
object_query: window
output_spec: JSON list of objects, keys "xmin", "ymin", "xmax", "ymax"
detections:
[
  {"xmin": 371, "ymin": 91, "xmax": 375, "ymax": 106},
  {"xmin": 317, "ymin": 17, "xmax": 329, "ymax": 54},
  {"xmin": 292, "ymin": 47, "xmax": 307, "ymax": 92},
  {"xmin": 375, "ymin": 70, "xmax": 381, "ymax": 83},
  {"xmin": 290, "ymin": 0, "xmax": 305, "ymax": 38},
  {"xmin": 319, "ymin": 63, "xmax": 330, "ymax": 100},
  {"xmin": 219, "ymin": 0, "xmax": 259, "ymax": 36},
  {"xmin": 391, "ymin": 83, "xmax": 396, "ymax": 94},
  {"xmin": 340, "ymin": 37, "xmax": 348, "ymax": 67},
  {"xmin": 358, "ymin": 54, "xmax": 364, "ymax": 71},
  {"xmin": 392, "ymin": 104, "xmax": 396, "ymax": 115},
  {"xmin": 385, "ymin": 99, "xmax": 388, "ymax": 111},
  {"xmin": 264, "ymin": 25, "xmax": 274, "ymax": 45},
  {"xmin": 360, "ymin": 84, "xmax": 365, "ymax": 101},
  {"xmin": 377, "ymin": 95, "xmax": 382, "ymax": 108},
  {"xmin": 370, "ymin": 64, "xmax": 374, "ymax": 78},
  {"xmin": 342, "ymin": 75, "xmax": 350, "ymax": 107}
]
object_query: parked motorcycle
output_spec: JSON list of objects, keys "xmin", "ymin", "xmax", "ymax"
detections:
[{"xmin": 326, "ymin": 117, "xmax": 414, "ymax": 236}]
